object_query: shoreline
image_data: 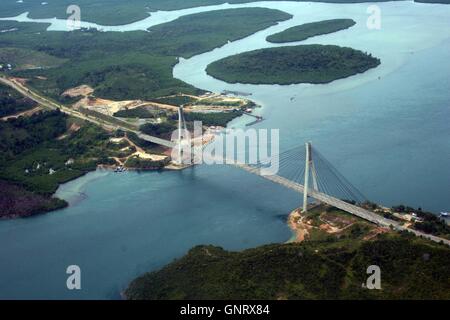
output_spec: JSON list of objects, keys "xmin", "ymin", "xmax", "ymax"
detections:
[
  {"xmin": 286, "ymin": 208, "xmax": 311, "ymax": 243},
  {"xmin": 0, "ymin": 83, "xmax": 246, "ymax": 220}
]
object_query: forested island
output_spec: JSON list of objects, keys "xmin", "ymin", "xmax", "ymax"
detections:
[
  {"xmin": 206, "ymin": 45, "xmax": 380, "ymax": 85},
  {"xmin": 266, "ymin": 19, "xmax": 356, "ymax": 43}
]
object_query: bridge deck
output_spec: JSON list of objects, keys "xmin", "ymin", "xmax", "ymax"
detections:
[{"xmin": 136, "ymin": 133, "xmax": 175, "ymax": 148}]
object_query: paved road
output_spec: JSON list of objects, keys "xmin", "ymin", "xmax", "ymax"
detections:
[{"xmin": 0, "ymin": 75, "xmax": 175, "ymax": 148}]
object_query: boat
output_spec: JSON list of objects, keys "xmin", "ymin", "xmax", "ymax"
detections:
[{"xmin": 114, "ymin": 166, "xmax": 126, "ymax": 173}]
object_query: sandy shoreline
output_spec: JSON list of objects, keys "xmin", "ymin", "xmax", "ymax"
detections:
[{"xmin": 286, "ymin": 208, "xmax": 310, "ymax": 243}]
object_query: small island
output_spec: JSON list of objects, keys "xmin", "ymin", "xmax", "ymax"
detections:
[
  {"xmin": 266, "ymin": 19, "xmax": 356, "ymax": 43},
  {"xmin": 206, "ymin": 44, "xmax": 380, "ymax": 85}
]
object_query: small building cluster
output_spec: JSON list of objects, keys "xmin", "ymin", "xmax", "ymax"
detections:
[{"xmin": 0, "ymin": 64, "xmax": 13, "ymax": 71}]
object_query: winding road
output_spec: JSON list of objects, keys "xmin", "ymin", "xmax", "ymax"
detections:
[{"xmin": 0, "ymin": 75, "xmax": 175, "ymax": 148}]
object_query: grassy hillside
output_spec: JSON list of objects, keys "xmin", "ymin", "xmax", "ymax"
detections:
[
  {"xmin": 206, "ymin": 44, "xmax": 380, "ymax": 85},
  {"xmin": 0, "ymin": 8, "xmax": 291, "ymax": 101},
  {"xmin": 266, "ymin": 19, "xmax": 356, "ymax": 43},
  {"xmin": 126, "ymin": 204, "xmax": 450, "ymax": 300},
  {"xmin": 126, "ymin": 234, "xmax": 450, "ymax": 300}
]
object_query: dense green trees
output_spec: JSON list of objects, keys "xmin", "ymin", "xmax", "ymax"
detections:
[
  {"xmin": 184, "ymin": 111, "xmax": 243, "ymax": 127},
  {"xmin": 414, "ymin": 212, "xmax": 450, "ymax": 238},
  {"xmin": 151, "ymin": 96, "xmax": 198, "ymax": 107},
  {"xmin": 0, "ymin": 85, "xmax": 37, "ymax": 117},
  {"xmin": 0, "ymin": 179, "xmax": 68, "ymax": 218},
  {"xmin": 126, "ymin": 235, "xmax": 450, "ymax": 300},
  {"xmin": 266, "ymin": 19, "xmax": 356, "ymax": 43},
  {"xmin": 0, "ymin": 107, "xmax": 135, "ymax": 217},
  {"xmin": 207, "ymin": 45, "xmax": 380, "ymax": 85},
  {"xmin": 140, "ymin": 121, "xmax": 177, "ymax": 138},
  {"xmin": 124, "ymin": 156, "xmax": 169, "ymax": 170},
  {"xmin": 114, "ymin": 107, "xmax": 164, "ymax": 119},
  {"xmin": 0, "ymin": 110, "xmax": 67, "ymax": 162}
]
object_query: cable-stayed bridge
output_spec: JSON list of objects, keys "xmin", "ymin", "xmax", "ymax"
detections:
[
  {"xmin": 230, "ymin": 143, "xmax": 449, "ymax": 246},
  {"xmin": 2, "ymin": 76, "xmax": 447, "ymax": 245},
  {"xmin": 233, "ymin": 143, "xmax": 398, "ymax": 228},
  {"xmin": 123, "ymin": 106, "xmax": 450, "ymax": 245}
]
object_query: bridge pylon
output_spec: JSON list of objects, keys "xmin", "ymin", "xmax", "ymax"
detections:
[
  {"xmin": 175, "ymin": 105, "xmax": 189, "ymax": 165},
  {"xmin": 302, "ymin": 142, "xmax": 318, "ymax": 213}
]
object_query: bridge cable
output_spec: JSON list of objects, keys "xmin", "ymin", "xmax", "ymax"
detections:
[{"xmin": 312, "ymin": 147, "xmax": 366, "ymax": 203}]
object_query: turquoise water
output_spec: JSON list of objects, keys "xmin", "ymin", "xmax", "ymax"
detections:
[
  {"xmin": 0, "ymin": 167, "xmax": 296, "ymax": 299},
  {"xmin": 0, "ymin": 1, "xmax": 449, "ymax": 299}
]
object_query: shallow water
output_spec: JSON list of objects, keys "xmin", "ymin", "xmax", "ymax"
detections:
[{"xmin": 0, "ymin": 1, "xmax": 449, "ymax": 299}]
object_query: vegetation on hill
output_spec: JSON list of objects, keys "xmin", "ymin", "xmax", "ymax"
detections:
[
  {"xmin": 151, "ymin": 95, "xmax": 198, "ymax": 107},
  {"xmin": 126, "ymin": 204, "xmax": 450, "ymax": 300},
  {"xmin": 0, "ymin": 111, "xmax": 114, "ymax": 194},
  {"xmin": 0, "ymin": 84, "xmax": 37, "ymax": 117},
  {"xmin": 0, "ymin": 110, "xmax": 67, "ymax": 164},
  {"xmin": 144, "ymin": 8, "xmax": 292, "ymax": 59},
  {"xmin": 415, "ymin": 0, "xmax": 450, "ymax": 3},
  {"xmin": 206, "ymin": 44, "xmax": 380, "ymax": 85},
  {"xmin": 0, "ymin": 180, "xmax": 67, "ymax": 219},
  {"xmin": 126, "ymin": 234, "xmax": 450, "ymax": 300},
  {"xmin": 392, "ymin": 205, "xmax": 450, "ymax": 240},
  {"xmin": 0, "ymin": 105, "xmax": 154, "ymax": 217},
  {"xmin": 184, "ymin": 111, "xmax": 243, "ymax": 127},
  {"xmin": 266, "ymin": 19, "xmax": 356, "ymax": 43},
  {"xmin": 124, "ymin": 156, "xmax": 170, "ymax": 170},
  {"xmin": 113, "ymin": 106, "xmax": 165, "ymax": 119},
  {"xmin": 140, "ymin": 121, "xmax": 178, "ymax": 139}
]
